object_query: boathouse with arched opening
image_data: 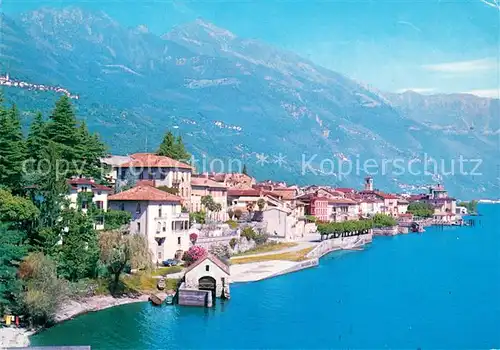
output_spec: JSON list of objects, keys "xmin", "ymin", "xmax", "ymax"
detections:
[{"xmin": 183, "ymin": 253, "xmax": 230, "ymax": 299}]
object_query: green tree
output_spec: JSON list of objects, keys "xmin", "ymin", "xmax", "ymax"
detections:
[
  {"xmin": 75, "ymin": 120, "xmax": 107, "ymax": 180},
  {"xmin": 28, "ymin": 144, "xmax": 70, "ymax": 250},
  {"xmin": 189, "ymin": 211, "xmax": 206, "ymax": 224},
  {"xmin": 0, "ymin": 189, "xmax": 39, "ymax": 238},
  {"xmin": 26, "ymin": 112, "xmax": 47, "ymax": 163},
  {"xmin": 18, "ymin": 252, "xmax": 68, "ymax": 326},
  {"xmin": 56, "ymin": 209, "xmax": 100, "ymax": 281},
  {"xmin": 157, "ymin": 131, "xmax": 176, "ymax": 158},
  {"xmin": 45, "ymin": 96, "xmax": 80, "ymax": 174},
  {"xmin": 201, "ymin": 195, "xmax": 216, "ymax": 221},
  {"xmin": 0, "ymin": 104, "xmax": 27, "ymax": 192},
  {"xmin": 104, "ymin": 210, "xmax": 132, "ymax": 230},
  {"xmin": 372, "ymin": 213, "xmax": 397, "ymax": 228},
  {"xmin": 99, "ymin": 230, "xmax": 151, "ymax": 295},
  {"xmin": 0, "ymin": 223, "xmax": 28, "ymax": 315},
  {"xmin": 156, "ymin": 131, "xmax": 191, "ymax": 161},
  {"xmin": 407, "ymin": 202, "xmax": 434, "ymax": 218},
  {"xmin": 257, "ymin": 198, "xmax": 266, "ymax": 211}
]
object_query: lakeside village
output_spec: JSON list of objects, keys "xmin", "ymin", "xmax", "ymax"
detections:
[{"xmin": 0, "ymin": 95, "xmax": 477, "ymax": 347}]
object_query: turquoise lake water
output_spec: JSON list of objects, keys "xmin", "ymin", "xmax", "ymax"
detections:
[{"xmin": 31, "ymin": 204, "xmax": 500, "ymax": 349}]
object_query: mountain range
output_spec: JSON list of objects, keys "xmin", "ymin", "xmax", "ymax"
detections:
[{"xmin": 1, "ymin": 7, "xmax": 498, "ymax": 199}]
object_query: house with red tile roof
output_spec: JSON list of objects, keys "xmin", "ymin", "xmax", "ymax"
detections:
[
  {"xmin": 296, "ymin": 193, "xmax": 329, "ymax": 222},
  {"xmin": 112, "ymin": 153, "xmax": 193, "ymax": 206},
  {"xmin": 207, "ymin": 172, "xmax": 255, "ymax": 189},
  {"xmin": 227, "ymin": 188, "xmax": 284, "ymax": 214},
  {"xmin": 108, "ymin": 185, "xmax": 191, "ymax": 263},
  {"xmin": 327, "ymin": 198, "xmax": 359, "ymax": 222},
  {"xmin": 191, "ymin": 175, "xmax": 228, "ymax": 221},
  {"xmin": 408, "ymin": 184, "xmax": 457, "ymax": 222}
]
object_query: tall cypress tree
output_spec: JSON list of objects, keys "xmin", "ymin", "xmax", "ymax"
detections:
[
  {"xmin": 156, "ymin": 131, "xmax": 191, "ymax": 162},
  {"xmin": 0, "ymin": 104, "xmax": 27, "ymax": 192},
  {"xmin": 175, "ymin": 135, "xmax": 191, "ymax": 162},
  {"xmin": 157, "ymin": 131, "xmax": 177, "ymax": 158},
  {"xmin": 26, "ymin": 112, "xmax": 47, "ymax": 163},
  {"xmin": 76, "ymin": 120, "xmax": 107, "ymax": 180},
  {"xmin": 45, "ymin": 96, "xmax": 79, "ymax": 175}
]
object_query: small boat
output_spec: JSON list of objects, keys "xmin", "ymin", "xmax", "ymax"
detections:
[
  {"xmin": 157, "ymin": 278, "xmax": 166, "ymax": 291},
  {"xmin": 149, "ymin": 294, "xmax": 163, "ymax": 306}
]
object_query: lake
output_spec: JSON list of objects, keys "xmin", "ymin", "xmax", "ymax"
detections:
[{"xmin": 31, "ymin": 204, "xmax": 500, "ymax": 349}]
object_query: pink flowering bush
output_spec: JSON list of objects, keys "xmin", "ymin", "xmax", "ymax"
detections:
[
  {"xmin": 189, "ymin": 233, "xmax": 198, "ymax": 245},
  {"xmin": 182, "ymin": 245, "xmax": 206, "ymax": 266}
]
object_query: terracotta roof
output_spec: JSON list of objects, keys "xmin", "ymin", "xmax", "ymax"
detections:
[
  {"xmin": 209, "ymin": 172, "xmax": 253, "ymax": 182},
  {"xmin": 409, "ymin": 194, "xmax": 428, "ymax": 201},
  {"xmin": 118, "ymin": 153, "xmax": 192, "ymax": 170},
  {"xmin": 185, "ymin": 252, "xmax": 230, "ymax": 275},
  {"xmin": 191, "ymin": 176, "xmax": 227, "ymax": 189},
  {"xmin": 328, "ymin": 198, "xmax": 357, "ymax": 205},
  {"xmin": 67, "ymin": 178, "xmax": 112, "ymax": 192},
  {"xmin": 360, "ymin": 190, "xmax": 399, "ymax": 200},
  {"xmin": 227, "ymin": 188, "xmax": 262, "ymax": 197},
  {"xmin": 108, "ymin": 185, "xmax": 182, "ymax": 202},
  {"xmin": 335, "ymin": 188, "xmax": 356, "ymax": 193},
  {"xmin": 360, "ymin": 198, "xmax": 384, "ymax": 203},
  {"xmin": 263, "ymin": 189, "xmax": 297, "ymax": 201}
]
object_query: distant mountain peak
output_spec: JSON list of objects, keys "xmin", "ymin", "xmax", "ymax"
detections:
[
  {"xmin": 193, "ymin": 18, "xmax": 237, "ymax": 39},
  {"xmin": 20, "ymin": 6, "xmax": 118, "ymax": 29},
  {"xmin": 163, "ymin": 18, "xmax": 237, "ymax": 49}
]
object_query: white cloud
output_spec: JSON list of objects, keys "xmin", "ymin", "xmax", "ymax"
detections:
[
  {"xmin": 396, "ymin": 88, "xmax": 435, "ymax": 94},
  {"xmin": 423, "ymin": 58, "xmax": 498, "ymax": 73},
  {"xmin": 463, "ymin": 89, "xmax": 500, "ymax": 98}
]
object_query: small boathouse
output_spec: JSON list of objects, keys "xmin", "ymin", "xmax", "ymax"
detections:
[{"xmin": 178, "ymin": 253, "xmax": 230, "ymax": 307}]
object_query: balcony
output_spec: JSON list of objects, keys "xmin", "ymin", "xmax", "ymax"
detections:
[{"xmin": 154, "ymin": 212, "xmax": 189, "ymax": 221}]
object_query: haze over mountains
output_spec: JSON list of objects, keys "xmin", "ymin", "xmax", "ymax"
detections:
[{"xmin": 1, "ymin": 7, "xmax": 498, "ymax": 198}]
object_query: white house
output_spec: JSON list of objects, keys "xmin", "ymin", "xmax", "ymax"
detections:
[
  {"xmin": 108, "ymin": 185, "xmax": 190, "ymax": 263},
  {"xmin": 327, "ymin": 198, "xmax": 359, "ymax": 222},
  {"xmin": 67, "ymin": 178, "xmax": 113, "ymax": 230},
  {"xmin": 358, "ymin": 198, "xmax": 384, "ymax": 217},
  {"xmin": 262, "ymin": 207, "xmax": 305, "ymax": 241},
  {"xmin": 183, "ymin": 253, "xmax": 230, "ymax": 298}
]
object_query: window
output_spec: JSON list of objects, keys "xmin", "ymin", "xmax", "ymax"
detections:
[
  {"xmin": 120, "ymin": 203, "xmax": 125, "ymax": 211},
  {"xmin": 136, "ymin": 203, "xmax": 141, "ymax": 214},
  {"xmin": 81, "ymin": 201, "xmax": 88, "ymax": 209},
  {"xmin": 205, "ymin": 265, "xmax": 209, "ymax": 272},
  {"xmin": 138, "ymin": 171, "xmax": 144, "ymax": 180},
  {"xmin": 96, "ymin": 201, "xmax": 103, "ymax": 210},
  {"xmin": 177, "ymin": 237, "xmax": 181, "ymax": 245},
  {"xmin": 158, "ymin": 205, "xmax": 162, "ymax": 218},
  {"xmin": 157, "ymin": 222, "xmax": 161, "ymax": 233},
  {"xmin": 96, "ymin": 216, "xmax": 104, "ymax": 225},
  {"xmin": 158, "ymin": 252, "xmax": 162, "ymax": 259},
  {"xmin": 162, "ymin": 223, "xmax": 166, "ymax": 232},
  {"xmin": 137, "ymin": 222, "xmax": 141, "ymax": 233}
]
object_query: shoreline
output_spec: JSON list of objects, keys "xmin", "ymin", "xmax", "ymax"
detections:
[{"xmin": 1, "ymin": 294, "xmax": 150, "ymax": 349}]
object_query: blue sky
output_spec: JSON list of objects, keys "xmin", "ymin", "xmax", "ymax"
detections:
[{"xmin": 4, "ymin": 0, "xmax": 499, "ymax": 97}]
